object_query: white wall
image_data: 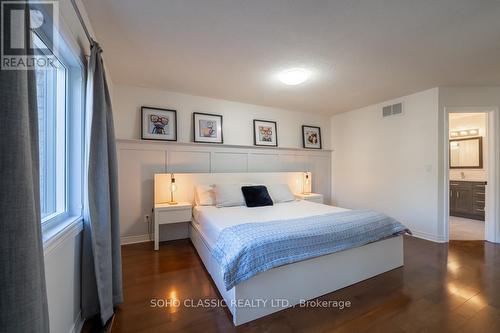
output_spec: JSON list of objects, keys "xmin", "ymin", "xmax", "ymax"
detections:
[
  {"xmin": 113, "ymin": 84, "xmax": 333, "ymax": 244},
  {"xmin": 331, "ymin": 88, "xmax": 441, "ymax": 241},
  {"xmin": 44, "ymin": 227, "xmax": 83, "ymax": 333},
  {"xmin": 331, "ymin": 86, "xmax": 500, "ymax": 243},
  {"xmin": 117, "ymin": 140, "xmax": 332, "ymax": 244},
  {"xmin": 113, "ymin": 84, "xmax": 331, "ymax": 149},
  {"xmin": 449, "ymin": 113, "xmax": 487, "ymax": 181}
]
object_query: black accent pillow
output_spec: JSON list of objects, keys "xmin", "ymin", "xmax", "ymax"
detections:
[{"xmin": 241, "ymin": 186, "xmax": 274, "ymax": 208}]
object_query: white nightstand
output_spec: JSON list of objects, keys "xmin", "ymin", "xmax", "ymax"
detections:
[
  {"xmin": 295, "ymin": 193, "xmax": 324, "ymax": 204},
  {"xmin": 153, "ymin": 202, "xmax": 192, "ymax": 250}
]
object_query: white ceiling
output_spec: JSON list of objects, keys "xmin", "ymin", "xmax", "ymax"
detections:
[
  {"xmin": 449, "ymin": 113, "xmax": 486, "ymax": 120},
  {"xmin": 82, "ymin": 0, "xmax": 500, "ymax": 115}
]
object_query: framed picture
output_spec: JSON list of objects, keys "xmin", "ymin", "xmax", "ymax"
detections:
[
  {"xmin": 302, "ymin": 125, "xmax": 322, "ymax": 149},
  {"xmin": 193, "ymin": 112, "xmax": 223, "ymax": 144},
  {"xmin": 141, "ymin": 106, "xmax": 177, "ymax": 141},
  {"xmin": 253, "ymin": 119, "xmax": 278, "ymax": 147}
]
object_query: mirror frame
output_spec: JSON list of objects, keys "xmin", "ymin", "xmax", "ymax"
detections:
[{"xmin": 449, "ymin": 137, "xmax": 483, "ymax": 169}]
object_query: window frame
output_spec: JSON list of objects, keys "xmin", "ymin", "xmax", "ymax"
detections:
[{"xmin": 32, "ymin": 10, "xmax": 86, "ymax": 242}]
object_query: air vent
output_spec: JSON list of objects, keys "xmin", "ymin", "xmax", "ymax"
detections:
[
  {"xmin": 382, "ymin": 106, "xmax": 392, "ymax": 117},
  {"xmin": 382, "ymin": 102, "xmax": 403, "ymax": 118}
]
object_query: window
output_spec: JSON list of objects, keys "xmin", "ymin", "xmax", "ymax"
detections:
[
  {"xmin": 33, "ymin": 26, "xmax": 85, "ymax": 236},
  {"xmin": 34, "ymin": 34, "xmax": 67, "ymax": 222}
]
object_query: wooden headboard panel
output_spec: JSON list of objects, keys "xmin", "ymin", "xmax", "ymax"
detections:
[{"xmin": 154, "ymin": 172, "xmax": 304, "ymax": 205}]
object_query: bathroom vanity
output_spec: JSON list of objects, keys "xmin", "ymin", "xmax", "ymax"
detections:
[
  {"xmin": 449, "ymin": 135, "xmax": 485, "ymax": 221},
  {"xmin": 449, "ymin": 181, "xmax": 486, "ymax": 221}
]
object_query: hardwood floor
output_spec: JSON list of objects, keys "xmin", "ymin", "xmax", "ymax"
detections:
[{"xmin": 107, "ymin": 237, "xmax": 500, "ymax": 333}]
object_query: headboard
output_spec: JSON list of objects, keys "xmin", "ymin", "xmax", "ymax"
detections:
[{"xmin": 154, "ymin": 172, "xmax": 304, "ymax": 205}]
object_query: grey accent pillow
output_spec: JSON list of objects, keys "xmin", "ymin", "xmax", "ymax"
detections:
[
  {"xmin": 267, "ymin": 184, "xmax": 295, "ymax": 203},
  {"xmin": 213, "ymin": 184, "xmax": 246, "ymax": 207}
]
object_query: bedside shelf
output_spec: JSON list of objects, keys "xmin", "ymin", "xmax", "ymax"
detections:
[
  {"xmin": 294, "ymin": 193, "xmax": 324, "ymax": 204},
  {"xmin": 154, "ymin": 202, "xmax": 192, "ymax": 250}
]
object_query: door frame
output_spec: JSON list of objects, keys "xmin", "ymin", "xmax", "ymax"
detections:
[{"xmin": 443, "ymin": 106, "xmax": 500, "ymax": 243}]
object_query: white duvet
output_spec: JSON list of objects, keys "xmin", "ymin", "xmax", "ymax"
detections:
[{"xmin": 193, "ymin": 200, "xmax": 349, "ymax": 249}]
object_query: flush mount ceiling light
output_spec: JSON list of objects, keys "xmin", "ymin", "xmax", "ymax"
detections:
[{"xmin": 278, "ymin": 68, "xmax": 310, "ymax": 85}]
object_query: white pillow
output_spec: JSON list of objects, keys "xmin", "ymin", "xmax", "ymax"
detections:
[
  {"xmin": 213, "ymin": 184, "xmax": 246, "ymax": 207},
  {"xmin": 267, "ymin": 184, "xmax": 295, "ymax": 203},
  {"xmin": 194, "ymin": 185, "xmax": 215, "ymax": 206}
]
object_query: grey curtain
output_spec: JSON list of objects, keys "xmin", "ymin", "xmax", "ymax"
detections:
[
  {"xmin": 0, "ymin": 2, "xmax": 50, "ymax": 332},
  {"xmin": 81, "ymin": 41, "xmax": 123, "ymax": 325}
]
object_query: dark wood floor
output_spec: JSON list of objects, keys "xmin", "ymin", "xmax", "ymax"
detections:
[{"xmin": 108, "ymin": 237, "xmax": 500, "ymax": 333}]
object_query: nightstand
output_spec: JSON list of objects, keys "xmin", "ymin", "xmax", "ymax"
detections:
[
  {"xmin": 153, "ymin": 202, "xmax": 192, "ymax": 250},
  {"xmin": 295, "ymin": 193, "xmax": 324, "ymax": 204}
]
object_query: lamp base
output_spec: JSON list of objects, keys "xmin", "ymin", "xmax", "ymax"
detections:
[{"xmin": 167, "ymin": 201, "xmax": 178, "ymax": 205}]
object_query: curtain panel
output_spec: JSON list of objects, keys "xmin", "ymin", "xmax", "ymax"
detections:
[
  {"xmin": 0, "ymin": 1, "xmax": 50, "ymax": 332},
  {"xmin": 81, "ymin": 41, "xmax": 123, "ymax": 325}
]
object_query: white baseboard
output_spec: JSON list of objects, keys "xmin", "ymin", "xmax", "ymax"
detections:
[
  {"xmin": 410, "ymin": 230, "xmax": 447, "ymax": 243},
  {"xmin": 121, "ymin": 223, "xmax": 190, "ymax": 245},
  {"xmin": 120, "ymin": 234, "xmax": 151, "ymax": 245},
  {"xmin": 69, "ymin": 312, "xmax": 84, "ymax": 333}
]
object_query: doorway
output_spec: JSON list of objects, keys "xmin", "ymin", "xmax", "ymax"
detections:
[
  {"xmin": 448, "ymin": 113, "xmax": 487, "ymax": 240},
  {"xmin": 444, "ymin": 107, "xmax": 499, "ymax": 243}
]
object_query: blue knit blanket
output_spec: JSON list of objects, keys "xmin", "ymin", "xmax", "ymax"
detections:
[{"xmin": 212, "ymin": 209, "xmax": 409, "ymax": 290}]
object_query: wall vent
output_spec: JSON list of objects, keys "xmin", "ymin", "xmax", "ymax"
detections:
[
  {"xmin": 382, "ymin": 102, "xmax": 403, "ymax": 117},
  {"xmin": 382, "ymin": 105, "xmax": 392, "ymax": 117}
]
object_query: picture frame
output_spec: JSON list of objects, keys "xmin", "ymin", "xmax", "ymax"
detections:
[
  {"xmin": 193, "ymin": 112, "xmax": 223, "ymax": 144},
  {"xmin": 302, "ymin": 125, "xmax": 322, "ymax": 149},
  {"xmin": 253, "ymin": 119, "xmax": 278, "ymax": 147},
  {"xmin": 141, "ymin": 106, "xmax": 177, "ymax": 141}
]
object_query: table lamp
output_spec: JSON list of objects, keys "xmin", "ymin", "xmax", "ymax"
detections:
[
  {"xmin": 168, "ymin": 173, "xmax": 178, "ymax": 205},
  {"xmin": 303, "ymin": 172, "xmax": 312, "ymax": 194}
]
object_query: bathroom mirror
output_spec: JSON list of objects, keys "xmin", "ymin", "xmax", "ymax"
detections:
[{"xmin": 449, "ymin": 137, "xmax": 483, "ymax": 169}]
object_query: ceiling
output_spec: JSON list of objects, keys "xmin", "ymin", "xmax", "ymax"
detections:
[
  {"xmin": 449, "ymin": 113, "xmax": 486, "ymax": 120},
  {"xmin": 82, "ymin": 0, "xmax": 500, "ymax": 115}
]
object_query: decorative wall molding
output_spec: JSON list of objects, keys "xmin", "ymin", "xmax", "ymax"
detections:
[
  {"xmin": 117, "ymin": 139, "xmax": 333, "ymax": 153},
  {"xmin": 117, "ymin": 139, "xmax": 332, "ymax": 241}
]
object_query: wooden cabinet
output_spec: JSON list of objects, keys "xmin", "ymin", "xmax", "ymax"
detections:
[{"xmin": 450, "ymin": 181, "xmax": 486, "ymax": 221}]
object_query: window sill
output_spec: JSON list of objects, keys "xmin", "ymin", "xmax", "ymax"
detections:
[{"xmin": 43, "ymin": 215, "xmax": 83, "ymax": 256}]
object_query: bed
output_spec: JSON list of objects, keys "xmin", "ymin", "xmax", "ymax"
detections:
[
  {"xmin": 192, "ymin": 200, "xmax": 349, "ymax": 250},
  {"xmin": 154, "ymin": 172, "xmax": 407, "ymax": 325}
]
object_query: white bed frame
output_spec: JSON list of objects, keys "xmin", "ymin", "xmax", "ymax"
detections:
[{"xmin": 154, "ymin": 172, "xmax": 404, "ymax": 325}]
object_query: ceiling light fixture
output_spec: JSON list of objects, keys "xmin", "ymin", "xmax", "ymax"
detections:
[
  {"xmin": 449, "ymin": 129, "xmax": 480, "ymax": 138},
  {"xmin": 278, "ymin": 68, "xmax": 310, "ymax": 85}
]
